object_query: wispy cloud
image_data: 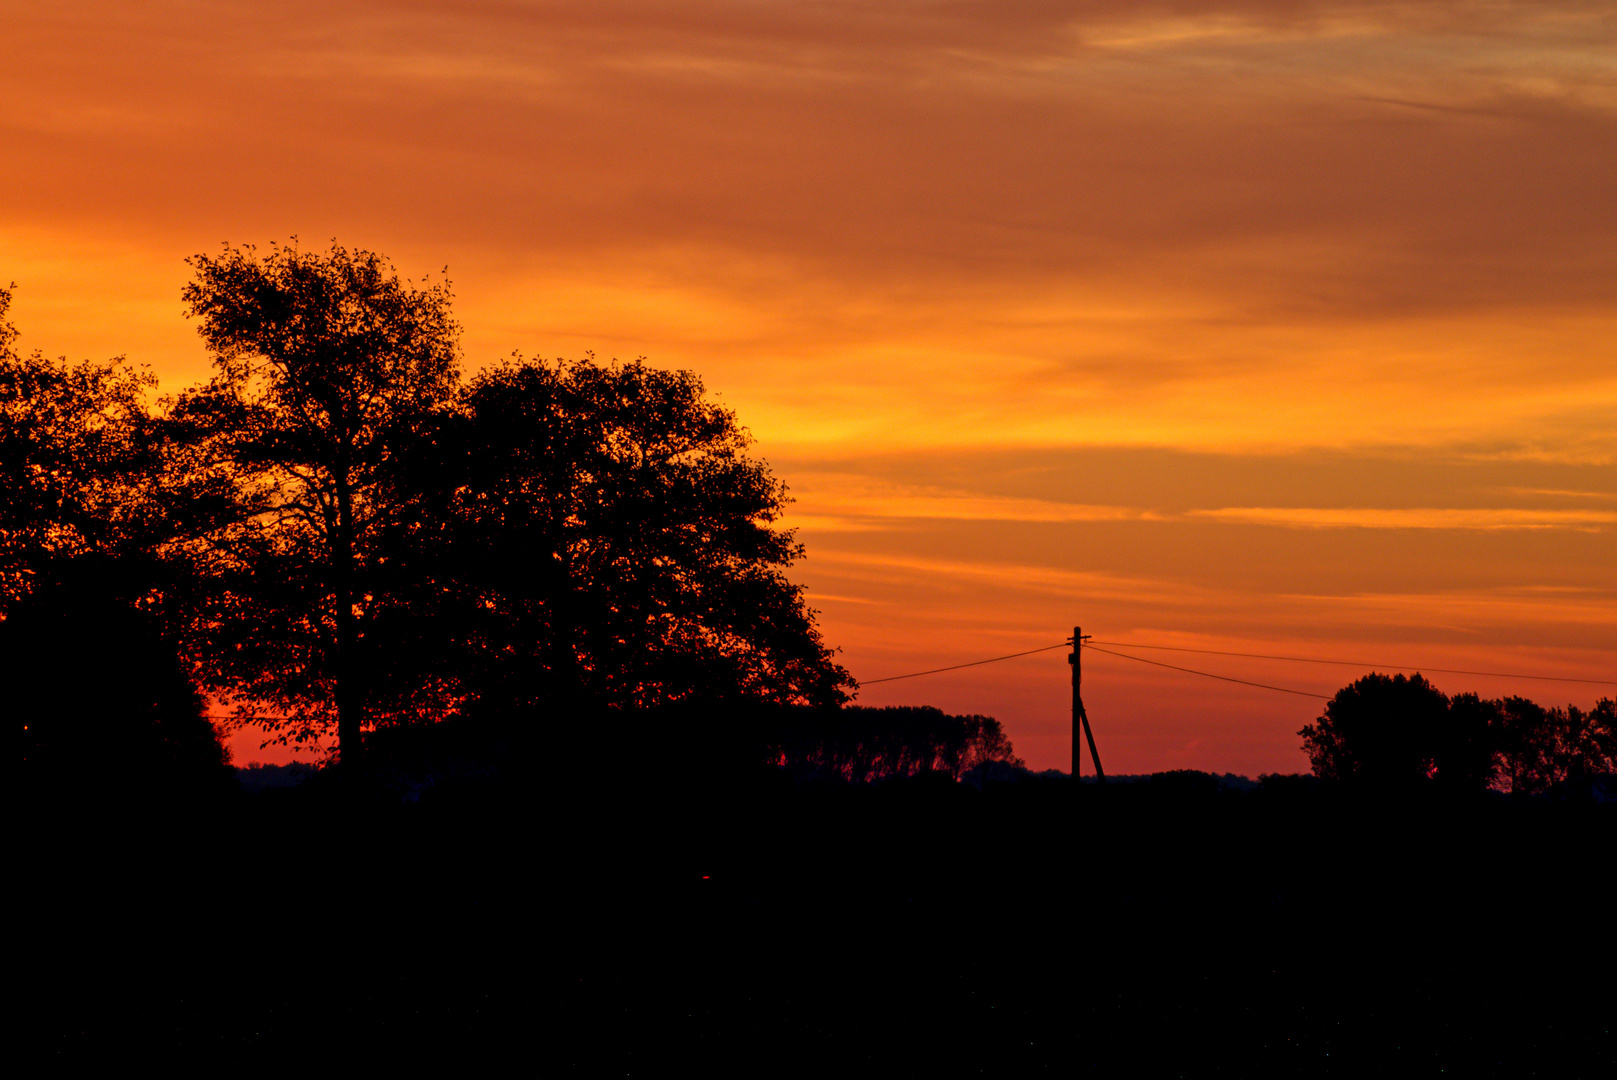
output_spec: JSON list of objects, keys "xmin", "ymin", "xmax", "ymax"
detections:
[
  {"xmin": 1185, "ymin": 507, "xmax": 1617, "ymax": 530},
  {"xmin": 6, "ymin": 0, "xmax": 1615, "ymax": 772}
]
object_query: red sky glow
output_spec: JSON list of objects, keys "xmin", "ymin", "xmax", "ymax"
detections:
[{"xmin": 5, "ymin": 1, "xmax": 1614, "ymax": 772}]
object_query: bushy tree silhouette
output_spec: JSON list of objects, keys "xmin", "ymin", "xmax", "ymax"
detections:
[
  {"xmin": 13, "ymin": 254, "xmax": 855, "ymax": 779},
  {"xmin": 1303, "ymin": 673, "xmax": 1613, "ymax": 797},
  {"xmin": 1494, "ymin": 695, "xmax": 1616, "ymax": 795},
  {"xmin": 1434, "ymin": 692, "xmax": 1502, "ymax": 793},
  {"xmin": 1299, "ymin": 672, "xmax": 1450, "ymax": 791},
  {"xmin": 416, "ymin": 355, "xmax": 854, "ymax": 720},
  {"xmin": 175, "ymin": 242, "xmax": 461, "ymax": 767}
]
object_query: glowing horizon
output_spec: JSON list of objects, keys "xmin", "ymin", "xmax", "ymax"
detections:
[{"xmin": 5, "ymin": 2, "xmax": 1613, "ymax": 773}]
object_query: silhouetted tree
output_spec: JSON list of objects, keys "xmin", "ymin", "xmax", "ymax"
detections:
[
  {"xmin": 4, "ymin": 284, "xmax": 234, "ymax": 807},
  {"xmin": 175, "ymin": 242, "xmax": 461, "ymax": 767},
  {"xmin": 1435, "ymin": 692, "xmax": 1502, "ymax": 794},
  {"xmin": 420, "ymin": 355, "xmax": 853, "ymax": 720},
  {"xmin": 1302, "ymin": 674, "xmax": 1613, "ymax": 798},
  {"xmin": 1494, "ymin": 695, "xmax": 1554, "ymax": 795},
  {"xmin": 779, "ymin": 705, "xmax": 1018, "ymax": 783},
  {"xmin": 1299, "ymin": 672, "xmax": 1449, "ymax": 791},
  {"xmin": 1495, "ymin": 695, "xmax": 1616, "ymax": 795},
  {"xmin": 1, "ymin": 283, "xmax": 159, "ymax": 610},
  {"xmin": 1556, "ymin": 698, "xmax": 1616, "ymax": 789}
]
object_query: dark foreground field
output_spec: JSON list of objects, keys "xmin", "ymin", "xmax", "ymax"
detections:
[{"xmin": 19, "ymin": 769, "xmax": 1615, "ymax": 1076}]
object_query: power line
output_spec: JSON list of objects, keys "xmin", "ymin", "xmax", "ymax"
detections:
[
  {"xmin": 1083, "ymin": 644, "xmax": 1330, "ymax": 699},
  {"xmin": 861, "ymin": 642, "xmax": 1069, "ymax": 684},
  {"xmin": 1088, "ymin": 640, "xmax": 1617, "ymax": 687}
]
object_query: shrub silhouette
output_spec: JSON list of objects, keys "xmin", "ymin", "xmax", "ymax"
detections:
[{"xmin": 10, "ymin": 562, "xmax": 233, "ymax": 808}]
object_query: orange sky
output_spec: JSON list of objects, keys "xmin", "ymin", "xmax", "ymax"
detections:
[{"xmin": 5, "ymin": 1, "xmax": 1614, "ymax": 773}]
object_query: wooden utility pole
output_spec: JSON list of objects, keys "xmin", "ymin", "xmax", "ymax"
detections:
[{"xmin": 1069, "ymin": 626, "xmax": 1105, "ymax": 782}]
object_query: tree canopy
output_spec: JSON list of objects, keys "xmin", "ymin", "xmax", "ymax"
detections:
[
  {"xmin": 426, "ymin": 355, "xmax": 854, "ymax": 717},
  {"xmin": 154, "ymin": 243, "xmax": 852, "ymax": 764},
  {"xmin": 1, "ymin": 283, "xmax": 160, "ymax": 608},
  {"xmin": 4, "ymin": 283, "xmax": 234, "ymax": 802},
  {"xmin": 176, "ymin": 242, "xmax": 462, "ymax": 763},
  {"xmin": 1301, "ymin": 672, "xmax": 1615, "ymax": 796},
  {"xmin": 1300, "ymin": 672, "xmax": 1451, "ymax": 790}
]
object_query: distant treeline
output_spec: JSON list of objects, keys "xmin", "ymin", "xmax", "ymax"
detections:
[
  {"xmin": 774, "ymin": 705, "xmax": 1021, "ymax": 784},
  {"xmin": 1302, "ymin": 672, "xmax": 1614, "ymax": 797}
]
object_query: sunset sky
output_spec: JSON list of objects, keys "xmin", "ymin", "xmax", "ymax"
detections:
[{"xmin": 5, "ymin": 1, "xmax": 1614, "ymax": 773}]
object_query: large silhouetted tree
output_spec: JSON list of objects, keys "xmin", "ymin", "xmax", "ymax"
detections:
[
  {"xmin": 420, "ymin": 355, "xmax": 854, "ymax": 720},
  {"xmin": 177, "ymin": 242, "xmax": 461, "ymax": 767}
]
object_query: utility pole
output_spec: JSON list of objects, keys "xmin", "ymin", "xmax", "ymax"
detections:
[{"xmin": 1069, "ymin": 626, "xmax": 1105, "ymax": 783}]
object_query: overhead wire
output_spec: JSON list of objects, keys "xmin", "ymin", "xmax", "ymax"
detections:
[
  {"xmin": 1087, "ymin": 640, "xmax": 1617, "ymax": 687},
  {"xmin": 1081, "ymin": 643, "xmax": 1329, "ymax": 698},
  {"xmin": 860, "ymin": 643, "xmax": 1070, "ymax": 684},
  {"xmin": 857, "ymin": 637, "xmax": 1610, "ymax": 697}
]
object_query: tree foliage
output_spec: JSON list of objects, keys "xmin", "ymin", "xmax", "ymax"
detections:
[
  {"xmin": 422, "ymin": 355, "xmax": 854, "ymax": 715},
  {"xmin": 778, "ymin": 705, "xmax": 1020, "ymax": 783},
  {"xmin": 1300, "ymin": 672, "xmax": 1450, "ymax": 790},
  {"xmin": 1493, "ymin": 695, "xmax": 1616, "ymax": 796},
  {"xmin": 11, "ymin": 245, "xmax": 862, "ymax": 782},
  {"xmin": 165, "ymin": 244, "xmax": 852, "ymax": 760},
  {"xmin": 1302, "ymin": 672, "xmax": 1614, "ymax": 796},
  {"xmin": 3, "ymin": 285, "xmax": 232, "ymax": 801},
  {"xmin": 176, "ymin": 242, "xmax": 462, "ymax": 761},
  {"xmin": 1, "ymin": 283, "xmax": 160, "ymax": 609}
]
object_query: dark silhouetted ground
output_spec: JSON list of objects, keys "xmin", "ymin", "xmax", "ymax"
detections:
[{"xmin": 18, "ymin": 765, "xmax": 1615, "ymax": 1075}]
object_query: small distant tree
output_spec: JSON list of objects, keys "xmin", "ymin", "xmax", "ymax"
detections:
[
  {"xmin": 1496, "ymin": 696, "xmax": 1616, "ymax": 795},
  {"xmin": 778, "ymin": 705, "xmax": 1019, "ymax": 783},
  {"xmin": 176, "ymin": 242, "xmax": 462, "ymax": 767},
  {"xmin": 961, "ymin": 714, "xmax": 1024, "ymax": 783},
  {"xmin": 1557, "ymin": 698, "xmax": 1616, "ymax": 788}
]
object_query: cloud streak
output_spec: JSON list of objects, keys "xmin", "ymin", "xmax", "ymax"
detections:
[{"xmin": 5, "ymin": 1, "xmax": 1613, "ymax": 771}]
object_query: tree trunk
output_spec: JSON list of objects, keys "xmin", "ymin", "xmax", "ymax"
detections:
[{"xmin": 334, "ymin": 473, "xmax": 363, "ymax": 774}]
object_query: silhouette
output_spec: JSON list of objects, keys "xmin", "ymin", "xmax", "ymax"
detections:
[
  {"xmin": 13, "ymin": 271, "xmax": 1615, "ymax": 1073},
  {"xmin": 1, "ymin": 284, "xmax": 162, "ymax": 609},
  {"xmin": 175, "ymin": 241, "xmax": 462, "ymax": 768},
  {"xmin": 395, "ymin": 353, "xmax": 855, "ymax": 723},
  {"xmin": 1494, "ymin": 693, "xmax": 1617, "ymax": 796},
  {"xmin": 775, "ymin": 704, "xmax": 1021, "ymax": 783},
  {"xmin": 164, "ymin": 245, "xmax": 854, "ymax": 767},
  {"xmin": 1302, "ymin": 672, "xmax": 1614, "ymax": 800},
  {"xmin": 1299, "ymin": 671, "xmax": 1451, "ymax": 790},
  {"xmin": 9, "ymin": 559, "xmax": 235, "ymax": 811}
]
